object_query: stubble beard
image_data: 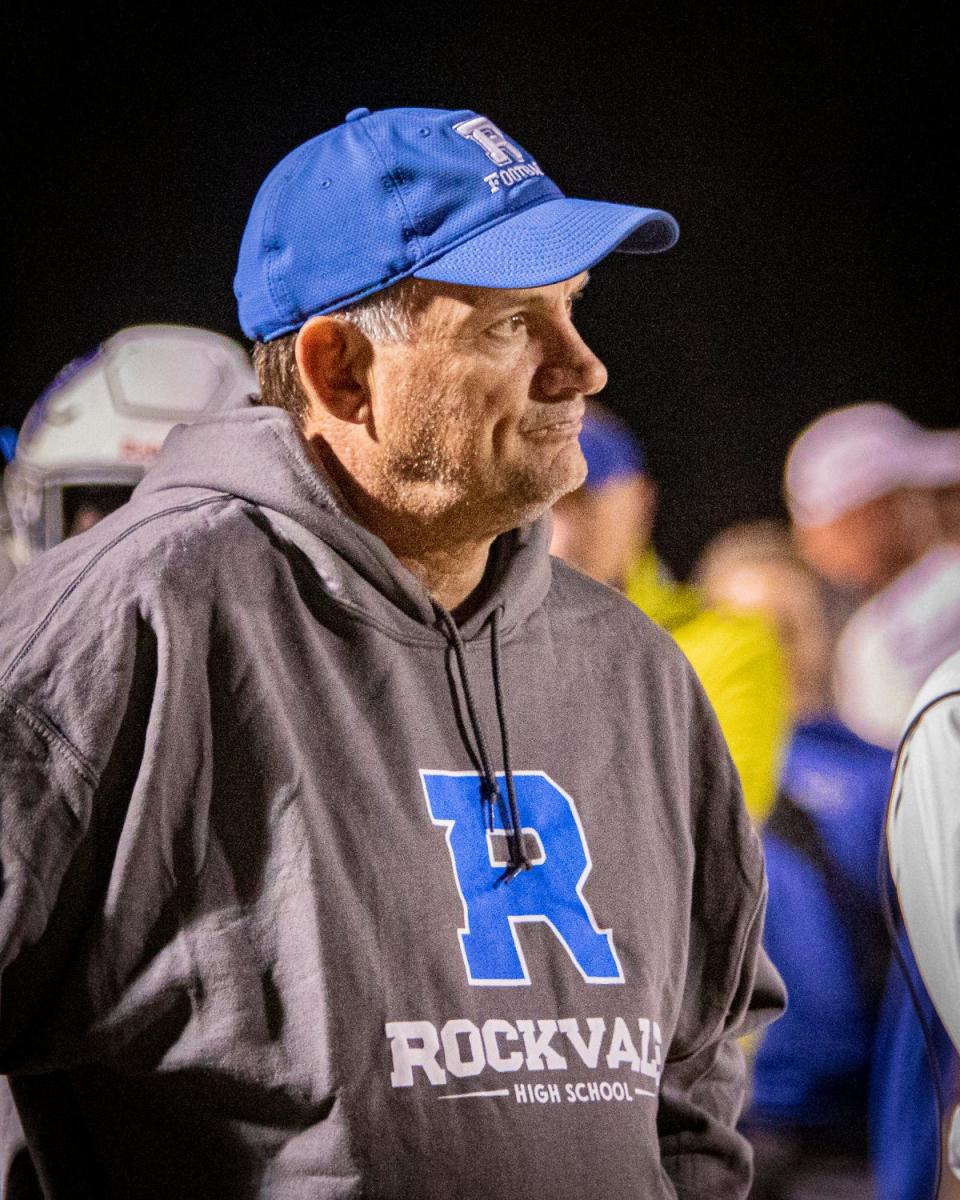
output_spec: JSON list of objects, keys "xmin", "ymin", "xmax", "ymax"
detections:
[
  {"xmin": 379, "ymin": 432, "xmax": 584, "ymax": 545},
  {"xmin": 373, "ymin": 380, "xmax": 475, "ymax": 528},
  {"xmin": 371, "ymin": 370, "xmax": 587, "ymax": 544}
]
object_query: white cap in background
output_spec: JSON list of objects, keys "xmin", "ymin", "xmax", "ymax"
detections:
[{"xmin": 786, "ymin": 403, "xmax": 960, "ymax": 529}]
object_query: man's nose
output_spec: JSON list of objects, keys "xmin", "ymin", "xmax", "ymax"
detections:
[{"xmin": 539, "ymin": 324, "xmax": 608, "ymax": 398}]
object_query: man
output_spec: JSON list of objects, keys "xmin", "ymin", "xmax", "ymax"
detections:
[
  {"xmin": 785, "ymin": 401, "xmax": 960, "ymax": 748},
  {"xmin": 0, "ymin": 106, "xmax": 783, "ymax": 1198},
  {"xmin": 551, "ymin": 403, "xmax": 789, "ymax": 823}
]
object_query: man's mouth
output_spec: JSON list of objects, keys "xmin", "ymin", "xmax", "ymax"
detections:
[{"xmin": 520, "ymin": 407, "xmax": 585, "ymax": 439}]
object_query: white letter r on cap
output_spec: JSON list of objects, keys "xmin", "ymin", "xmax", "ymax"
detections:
[{"xmin": 453, "ymin": 117, "xmax": 525, "ymax": 166}]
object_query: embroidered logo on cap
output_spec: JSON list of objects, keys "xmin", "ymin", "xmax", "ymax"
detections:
[
  {"xmin": 452, "ymin": 116, "xmax": 546, "ymax": 196},
  {"xmin": 452, "ymin": 117, "xmax": 525, "ymax": 165}
]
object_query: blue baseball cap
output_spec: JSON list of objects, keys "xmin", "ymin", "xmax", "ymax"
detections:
[
  {"xmin": 579, "ymin": 406, "xmax": 647, "ymax": 490},
  {"xmin": 235, "ymin": 106, "xmax": 680, "ymax": 341}
]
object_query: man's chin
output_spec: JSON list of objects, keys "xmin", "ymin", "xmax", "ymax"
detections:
[
  {"xmin": 542, "ymin": 442, "xmax": 589, "ymax": 503},
  {"xmin": 518, "ymin": 438, "xmax": 586, "ymax": 495},
  {"xmin": 505, "ymin": 459, "xmax": 588, "ymax": 528}
]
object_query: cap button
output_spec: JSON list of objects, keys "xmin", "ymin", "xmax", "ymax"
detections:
[{"xmin": 345, "ymin": 107, "xmax": 371, "ymax": 122}]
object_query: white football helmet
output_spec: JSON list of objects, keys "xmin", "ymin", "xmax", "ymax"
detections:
[{"xmin": 4, "ymin": 324, "xmax": 257, "ymax": 567}]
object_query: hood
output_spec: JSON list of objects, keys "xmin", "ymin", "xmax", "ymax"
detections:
[{"xmin": 133, "ymin": 403, "xmax": 553, "ymax": 642}]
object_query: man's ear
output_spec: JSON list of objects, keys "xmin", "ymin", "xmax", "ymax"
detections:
[{"xmin": 295, "ymin": 317, "xmax": 371, "ymax": 424}]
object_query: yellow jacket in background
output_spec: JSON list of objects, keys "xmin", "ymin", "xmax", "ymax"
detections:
[{"xmin": 624, "ymin": 549, "xmax": 789, "ymax": 824}]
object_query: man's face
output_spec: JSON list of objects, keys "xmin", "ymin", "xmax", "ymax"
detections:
[
  {"xmin": 365, "ymin": 271, "xmax": 608, "ymax": 534},
  {"xmin": 62, "ymin": 484, "xmax": 136, "ymax": 539},
  {"xmin": 793, "ymin": 491, "xmax": 927, "ymax": 594}
]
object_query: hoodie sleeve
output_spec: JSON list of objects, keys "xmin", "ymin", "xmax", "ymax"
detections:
[
  {"xmin": 0, "ymin": 685, "xmax": 99, "ymax": 1066},
  {"xmin": 658, "ymin": 890, "xmax": 784, "ymax": 1197},
  {"xmin": 656, "ymin": 673, "xmax": 787, "ymax": 1198},
  {"xmin": 0, "ymin": 548, "xmax": 164, "ymax": 1071}
]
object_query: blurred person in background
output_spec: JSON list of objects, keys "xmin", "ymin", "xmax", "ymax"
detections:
[
  {"xmin": 698, "ymin": 521, "xmax": 889, "ymax": 1196},
  {"xmin": 0, "ymin": 324, "xmax": 256, "ymax": 1199},
  {"xmin": 550, "ymin": 400, "xmax": 789, "ymax": 824},
  {"xmin": 785, "ymin": 402, "xmax": 960, "ymax": 750},
  {"xmin": 698, "ymin": 520, "xmax": 955, "ymax": 1200}
]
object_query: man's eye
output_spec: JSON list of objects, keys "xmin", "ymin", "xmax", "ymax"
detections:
[
  {"xmin": 567, "ymin": 292, "xmax": 584, "ymax": 314},
  {"xmin": 490, "ymin": 313, "xmax": 527, "ymax": 336}
]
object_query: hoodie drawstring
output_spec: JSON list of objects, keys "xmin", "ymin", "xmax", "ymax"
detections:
[{"xmin": 435, "ymin": 604, "xmax": 531, "ymax": 884}]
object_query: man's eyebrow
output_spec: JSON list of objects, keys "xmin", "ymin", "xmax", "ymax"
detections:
[{"xmin": 479, "ymin": 272, "xmax": 592, "ymax": 311}]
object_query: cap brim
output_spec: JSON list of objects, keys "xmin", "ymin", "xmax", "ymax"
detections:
[{"xmin": 413, "ymin": 197, "xmax": 679, "ymax": 289}]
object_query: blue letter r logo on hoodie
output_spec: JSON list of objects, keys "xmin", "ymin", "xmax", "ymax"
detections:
[{"xmin": 421, "ymin": 771, "xmax": 624, "ymax": 986}]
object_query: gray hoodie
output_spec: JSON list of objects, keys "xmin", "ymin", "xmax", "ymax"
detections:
[{"xmin": 0, "ymin": 406, "xmax": 784, "ymax": 1199}]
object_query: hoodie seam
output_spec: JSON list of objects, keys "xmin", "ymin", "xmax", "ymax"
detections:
[
  {"xmin": 0, "ymin": 683, "xmax": 97, "ymax": 788},
  {"xmin": 1, "ymin": 495, "xmax": 231, "ymax": 685},
  {"xmin": 314, "ymin": 599, "xmax": 447, "ymax": 647},
  {"xmin": 316, "ymin": 599, "xmax": 512, "ymax": 648},
  {"xmin": 302, "ymin": 598, "xmax": 526, "ymax": 648}
]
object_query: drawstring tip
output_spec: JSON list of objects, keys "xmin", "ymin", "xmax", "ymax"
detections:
[
  {"xmin": 496, "ymin": 856, "xmax": 531, "ymax": 887},
  {"xmin": 480, "ymin": 778, "xmax": 499, "ymax": 833}
]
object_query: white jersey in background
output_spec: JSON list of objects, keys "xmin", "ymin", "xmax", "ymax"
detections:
[{"xmin": 887, "ymin": 646, "xmax": 960, "ymax": 1052}]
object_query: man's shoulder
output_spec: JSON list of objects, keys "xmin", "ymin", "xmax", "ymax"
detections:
[
  {"xmin": 0, "ymin": 490, "xmax": 278, "ymax": 773},
  {"xmin": 0, "ymin": 491, "xmax": 268, "ymax": 669},
  {"xmin": 11, "ymin": 488, "xmax": 262, "ymax": 590},
  {"xmin": 546, "ymin": 555, "xmax": 692, "ymax": 667}
]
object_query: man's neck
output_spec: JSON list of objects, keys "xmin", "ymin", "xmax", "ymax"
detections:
[
  {"xmin": 304, "ymin": 433, "xmax": 498, "ymax": 614},
  {"xmin": 395, "ymin": 539, "xmax": 495, "ymax": 616}
]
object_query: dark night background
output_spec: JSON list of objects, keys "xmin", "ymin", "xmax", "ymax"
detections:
[{"xmin": 3, "ymin": 4, "xmax": 957, "ymax": 576}]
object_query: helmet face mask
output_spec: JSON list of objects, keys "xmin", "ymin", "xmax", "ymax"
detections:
[
  {"xmin": 3, "ymin": 324, "xmax": 258, "ymax": 568},
  {"xmin": 4, "ymin": 462, "xmax": 146, "ymax": 565},
  {"xmin": 7, "ymin": 470, "xmax": 143, "ymax": 564},
  {"xmin": 61, "ymin": 483, "xmax": 138, "ymax": 540},
  {"xmin": 0, "ymin": 486, "xmax": 14, "ymax": 592}
]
